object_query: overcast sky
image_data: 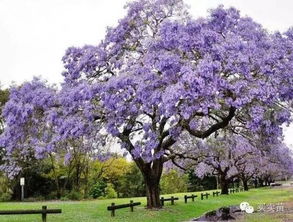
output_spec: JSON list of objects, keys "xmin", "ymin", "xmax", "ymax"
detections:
[{"xmin": 0, "ymin": 0, "xmax": 292, "ymax": 147}]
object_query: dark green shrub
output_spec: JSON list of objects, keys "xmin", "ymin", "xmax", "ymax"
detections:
[
  {"xmin": 60, "ymin": 196, "xmax": 69, "ymax": 201},
  {"xmin": 0, "ymin": 192, "xmax": 12, "ymax": 202},
  {"xmin": 65, "ymin": 190, "xmax": 83, "ymax": 200},
  {"xmin": 105, "ymin": 183, "xmax": 117, "ymax": 198},
  {"xmin": 90, "ymin": 181, "xmax": 107, "ymax": 199}
]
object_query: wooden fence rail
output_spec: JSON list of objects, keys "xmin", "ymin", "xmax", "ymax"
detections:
[
  {"xmin": 160, "ymin": 196, "xmax": 179, "ymax": 206},
  {"xmin": 212, "ymin": 191, "xmax": 221, "ymax": 197},
  {"xmin": 107, "ymin": 200, "xmax": 141, "ymax": 217},
  {"xmin": 229, "ymin": 188, "xmax": 235, "ymax": 194},
  {"xmin": 0, "ymin": 206, "xmax": 62, "ymax": 222},
  {"xmin": 184, "ymin": 194, "xmax": 197, "ymax": 203},
  {"xmin": 200, "ymin": 193, "xmax": 210, "ymax": 200}
]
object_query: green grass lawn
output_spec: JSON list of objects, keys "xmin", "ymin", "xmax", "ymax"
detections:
[{"xmin": 0, "ymin": 187, "xmax": 292, "ymax": 222}]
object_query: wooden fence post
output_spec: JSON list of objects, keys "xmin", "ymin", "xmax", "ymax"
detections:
[
  {"xmin": 160, "ymin": 197, "xmax": 164, "ymax": 206},
  {"xmin": 192, "ymin": 194, "xmax": 195, "ymax": 202},
  {"xmin": 42, "ymin": 206, "xmax": 47, "ymax": 222},
  {"xmin": 130, "ymin": 200, "xmax": 134, "ymax": 212},
  {"xmin": 171, "ymin": 196, "xmax": 174, "ymax": 205},
  {"xmin": 184, "ymin": 195, "xmax": 187, "ymax": 203},
  {"xmin": 111, "ymin": 203, "xmax": 115, "ymax": 217}
]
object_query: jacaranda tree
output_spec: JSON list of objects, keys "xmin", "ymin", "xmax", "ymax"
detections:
[
  {"xmin": 254, "ymin": 143, "xmax": 293, "ymax": 185},
  {"xmin": 1, "ymin": 0, "xmax": 293, "ymax": 208},
  {"xmin": 173, "ymin": 132, "xmax": 293, "ymax": 193},
  {"xmin": 190, "ymin": 134, "xmax": 261, "ymax": 194}
]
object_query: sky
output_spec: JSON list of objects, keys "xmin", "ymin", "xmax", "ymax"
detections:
[{"xmin": 0, "ymin": 0, "xmax": 292, "ymax": 147}]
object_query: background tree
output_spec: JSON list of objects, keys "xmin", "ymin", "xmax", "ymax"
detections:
[
  {"xmin": 0, "ymin": 87, "xmax": 12, "ymax": 201},
  {"xmin": 254, "ymin": 143, "xmax": 293, "ymax": 186},
  {"xmin": 119, "ymin": 162, "xmax": 145, "ymax": 198},
  {"xmin": 172, "ymin": 133, "xmax": 261, "ymax": 194},
  {"xmin": 0, "ymin": 87, "xmax": 9, "ymax": 164},
  {"xmin": 101, "ymin": 157, "xmax": 130, "ymax": 197},
  {"xmin": 186, "ymin": 172, "xmax": 217, "ymax": 192},
  {"xmin": 160, "ymin": 169, "xmax": 188, "ymax": 194},
  {"xmin": 0, "ymin": 88, "xmax": 9, "ymax": 134}
]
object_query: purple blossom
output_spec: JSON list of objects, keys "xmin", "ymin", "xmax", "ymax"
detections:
[{"xmin": 1, "ymin": 0, "xmax": 292, "ymax": 179}]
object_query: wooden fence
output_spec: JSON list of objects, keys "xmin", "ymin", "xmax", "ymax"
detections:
[
  {"xmin": 184, "ymin": 194, "xmax": 197, "ymax": 203},
  {"xmin": 107, "ymin": 200, "xmax": 141, "ymax": 217},
  {"xmin": 160, "ymin": 196, "xmax": 179, "ymax": 206},
  {"xmin": 0, "ymin": 206, "xmax": 61, "ymax": 222}
]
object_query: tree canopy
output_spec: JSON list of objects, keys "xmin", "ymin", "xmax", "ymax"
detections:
[{"xmin": 0, "ymin": 0, "xmax": 292, "ymax": 208}]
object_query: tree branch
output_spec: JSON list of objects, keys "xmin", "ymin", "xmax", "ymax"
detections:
[{"xmin": 182, "ymin": 106, "xmax": 236, "ymax": 138}]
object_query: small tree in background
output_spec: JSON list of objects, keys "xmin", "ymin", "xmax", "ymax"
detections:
[
  {"xmin": 119, "ymin": 162, "xmax": 145, "ymax": 198},
  {"xmin": 160, "ymin": 169, "xmax": 188, "ymax": 194}
]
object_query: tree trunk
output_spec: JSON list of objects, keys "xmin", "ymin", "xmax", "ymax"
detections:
[
  {"xmin": 220, "ymin": 175, "xmax": 229, "ymax": 195},
  {"xmin": 74, "ymin": 160, "xmax": 81, "ymax": 191},
  {"xmin": 216, "ymin": 175, "xmax": 220, "ymax": 189},
  {"xmin": 49, "ymin": 154, "xmax": 61, "ymax": 198},
  {"xmin": 83, "ymin": 162, "xmax": 90, "ymax": 198},
  {"xmin": 242, "ymin": 179, "xmax": 249, "ymax": 191},
  {"xmin": 268, "ymin": 178, "xmax": 273, "ymax": 186},
  {"xmin": 145, "ymin": 178, "xmax": 161, "ymax": 208},
  {"xmin": 135, "ymin": 158, "xmax": 163, "ymax": 208}
]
